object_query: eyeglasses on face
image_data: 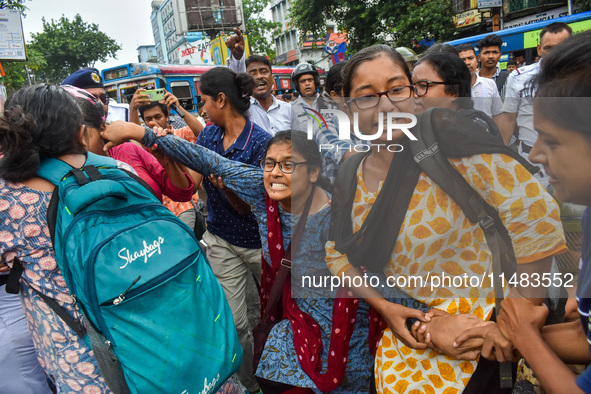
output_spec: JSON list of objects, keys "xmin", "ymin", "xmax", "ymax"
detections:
[
  {"xmin": 95, "ymin": 93, "xmax": 110, "ymax": 105},
  {"xmin": 260, "ymin": 159, "xmax": 307, "ymax": 174},
  {"xmin": 412, "ymin": 81, "xmax": 454, "ymax": 97},
  {"xmin": 347, "ymin": 85, "xmax": 414, "ymax": 109}
]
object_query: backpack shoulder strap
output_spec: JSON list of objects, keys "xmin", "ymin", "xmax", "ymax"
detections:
[
  {"xmin": 10, "ymin": 258, "xmax": 87, "ymax": 339},
  {"xmin": 496, "ymin": 70, "xmax": 509, "ymax": 92},
  {"xmin": 328, "ymin": 151, "xmax": 368, "ymax": 241},
  {"xmin": 411, "ymin": 108, "xmax": 512, "ymax": 388},
  {"xmin": 37, "ymin": 158, "xmax": 75, "ymax": 185},
  {"xmin": 334, "ymin": 151, "xmax": 368, "ymax": 198},
  {"xmin": 411, "ymin": 108, "xmax": 482, "ymax": 222},
  {"xmin": 37, "ymin": 153, "xmax": 117, "ymax": 185}
]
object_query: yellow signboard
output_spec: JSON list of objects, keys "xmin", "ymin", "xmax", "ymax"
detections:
[
  {"xmin": 453, "ymin": 9, "xmax": 482, "ymax": 28},
  {"xmin": 211, "ymin": 34, "xmax": 250, "ymax": 66}
]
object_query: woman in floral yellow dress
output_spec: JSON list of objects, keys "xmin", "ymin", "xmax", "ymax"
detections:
[{"xmin": 325, "ymin": 45, "xmax": 566, "ymax": 393}]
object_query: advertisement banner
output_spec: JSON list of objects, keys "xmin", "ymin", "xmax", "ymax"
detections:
[
  {"xmin": 178, "ymin": 39, "xmax": 213, "ymax": 65},
  {"xmin": 210, "ymin": 34, "xmax": 250, "ymax": 66},
  {"xmin": 477, "ymin": 0, "xmax": 502, "ymax": 8},
  {"xmin": 453, "ymin": 9, "xmax": 482, "ymax": 28}
]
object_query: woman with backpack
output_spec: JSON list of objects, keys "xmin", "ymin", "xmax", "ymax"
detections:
[
  {"xmin": 325, "ymin": 44, "xmax": 566, "ymax": 393},
  {"xmin": 0, "ymin": 84, "xmax": 115, "ymax": 393},
  {"xmin": 175, "ymin": 67, "xmax": 272, "ymax": 394},
  {"xmin": 0, "ymin": 84, "xmax": 240, "ymax": 394},
  {"xmin": 101, "ymin": 121, "xmax": 429, "ymax": 392}
]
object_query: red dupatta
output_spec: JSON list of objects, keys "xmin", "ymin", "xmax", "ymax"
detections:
[{"xmin": 260, "ymin": 191, "xmax": 362, "ymax": 392}]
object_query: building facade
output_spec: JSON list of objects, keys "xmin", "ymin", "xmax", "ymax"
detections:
[
  {"xmin": 151, "ymin": 0, "xmax": 243, "ymax": 64},
  {"xmin": 270, "ymin": 0, "xmax": 342, "ymax": 71},
  {"xmin": 451, "ymin": 0, "xmax": 579, "ymax": 39},
  {"xmin": 137, "ymin": 45, "xmax": 159, "ymax": 63}
]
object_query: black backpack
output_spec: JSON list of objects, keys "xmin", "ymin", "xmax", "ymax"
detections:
[{"xmin": 495, "ymin": 70, "xmax": 509, "ymax": 96}]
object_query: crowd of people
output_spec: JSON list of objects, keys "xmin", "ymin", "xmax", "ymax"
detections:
[{"xmin": 0, "ymin": 22, "xmax": 590, "ymax": 394}]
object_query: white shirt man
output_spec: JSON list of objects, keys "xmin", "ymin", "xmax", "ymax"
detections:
[
  {"xmin": 472, "ymin": 73, "xmax": 503, "ymax": 119},
  {"xmin": 458, "ymin": 45, "xmax": 503, "ymax": 125},
  {"xmin": 227, "ymin": 49, "xmax": 291, "ymax": 135}
]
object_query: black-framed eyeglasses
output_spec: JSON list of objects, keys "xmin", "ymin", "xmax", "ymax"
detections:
[
  {"xmin": 412, "ymin": 81, "xmax": 455, "ymax": 97},
  {"xmin": 347, "ymin": 85, "xmax": 413, "ymax": 109},
  {"xmin": 260, "ymin": 159, "xmax": 307, "ymax": 174},
  {"xmin": 94, "ymin": 93, "xmax": 110, "ymax": 105}
]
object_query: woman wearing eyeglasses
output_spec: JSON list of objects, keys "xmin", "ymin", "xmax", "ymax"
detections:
[
  {"xmin": 101, "ymin": 123, "xmax": 381, "ymax": 392},
  {"xmin": 168, "ymin": 67, "xmax": 272, "ymax": 394},
  {"xmin": 325, "ymin": 45, "xmax": 565, "ymax": 393},
  {"xmin": 411, "ymin": 51, "xmax": 504, "ymax": 143}
]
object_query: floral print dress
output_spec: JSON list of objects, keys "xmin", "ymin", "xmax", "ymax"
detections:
[
  {"xmin": 0, "ymin": 164, "xmax": 240, "ymax": 394},
  {"xmin": 0, "ymin": 180, "xmax": 111, "ymax": 394},
  {"xmin": 138, "ymin": 130, "xmax": 375, "ymax": 392},
  {"xmin": 326, "ymin": 153, "xmax": 567, "ymax": 393}
]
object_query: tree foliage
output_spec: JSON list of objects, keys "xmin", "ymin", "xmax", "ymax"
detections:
[
  {"xmin": 390, "ymin": 0, "xmax": 456, "ymax": 50},
  {"xmin": 0, "ymin": 0, "xmax": 28, "ymax": 15},
  {"xmin": 243, "ymin": 0, "xmax": 280, "ymax": 60},
  {"xmin": 29, "ymin": 14, "xmax": 121, "ymax": 83},
  {"xmin": 290, "ymin": 0, "xmax": 455, "ymax": 53}
]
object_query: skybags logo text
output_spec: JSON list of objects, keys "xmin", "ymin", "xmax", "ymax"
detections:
[{"xmin": 305, "ymin": 109, "xmax": 417, "ymax": 153}]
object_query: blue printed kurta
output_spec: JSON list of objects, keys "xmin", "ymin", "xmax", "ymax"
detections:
[{"xmin": 141, "ymin": 130, "xmax": 374, "ymax": 392}]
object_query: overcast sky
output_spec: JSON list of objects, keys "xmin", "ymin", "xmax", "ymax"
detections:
[{"xmin": 21, "ymin": 0, "xmax": 155, "ymax": 71}]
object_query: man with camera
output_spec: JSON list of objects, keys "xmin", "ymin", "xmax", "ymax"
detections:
[{"xmin": 129, "ymin": 88, "xmax": 203, "ymax": 136}]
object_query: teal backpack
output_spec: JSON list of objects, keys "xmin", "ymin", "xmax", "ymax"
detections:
[{"xmin": 35, "ymin": 152, "xmax": 242, "ymax": 394}]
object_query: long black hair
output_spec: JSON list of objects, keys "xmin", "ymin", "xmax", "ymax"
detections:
[
  {"xmin": 0, "ymin": 84, "xmax": 84, "ymax": 182},
  {"xmin": 200, "ymin": 67, "xmax": 255, "ymax": 117},
  {"xmin": 415, "ymin": 52, "xmax": 473, "ymax": 109}
]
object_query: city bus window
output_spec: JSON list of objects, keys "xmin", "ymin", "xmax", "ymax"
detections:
[
  {"xmin": 170, "ymin": 81, "xmax": 195, "ymax": 112},
  {"xmin": 106, "ymin": 88, "xmax": 118, "ymax": 101},
  {"xmin": 120, "ymin": 86, "xmax": 138, "ymax": 104}
]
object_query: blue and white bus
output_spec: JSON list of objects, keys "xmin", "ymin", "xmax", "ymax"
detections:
[{"xmin": 101, "ymin": 63, "xmax": 304, "ymax": 115}]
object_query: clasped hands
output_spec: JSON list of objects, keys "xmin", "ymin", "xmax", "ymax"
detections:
[{"xmin": 388, "ymin": 302, "xmax": 520, "ymax": 362}]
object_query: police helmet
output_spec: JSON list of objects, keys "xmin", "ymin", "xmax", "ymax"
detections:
[{"xmin": 291, "ymin": 63, "xmax": 320, "ymax": 93}]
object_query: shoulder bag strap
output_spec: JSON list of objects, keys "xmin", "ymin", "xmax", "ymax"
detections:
[{"xmin": 261, "ymin": 185, "xmax": 316, "ymax": 322}]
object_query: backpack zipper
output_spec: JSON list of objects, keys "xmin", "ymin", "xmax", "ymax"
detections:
[
  {"xmin": 112, "ymin": 275, "xmax": 141, "ymax": 305},
  {"xmin": 84, "ymin": 217, "xmax": 198, "ymax": 342},
  {"xmin": 100, "ymin": 251, "xmax": 198, "ymax": 307}
]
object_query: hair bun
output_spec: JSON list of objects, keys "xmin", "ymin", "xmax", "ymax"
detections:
[
  {"xmin": 1, "ymin": 105, "xmax": 37, "ymax": 144},
  {"xmin": 4, "ymin": 105, "xmax": 36, "ymax": 130},
  {"xmin": 235, "ymin": 72, "xmax": 255, "ymax": 99}
]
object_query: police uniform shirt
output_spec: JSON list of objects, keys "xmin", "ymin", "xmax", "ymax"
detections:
[
  {"xmin": 290, "ymin": 94, "xmax": 321, "ymax": 132},
  {"xmin": 502, "ymin": 62, "xmax": 540, "ymax": 148}
]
